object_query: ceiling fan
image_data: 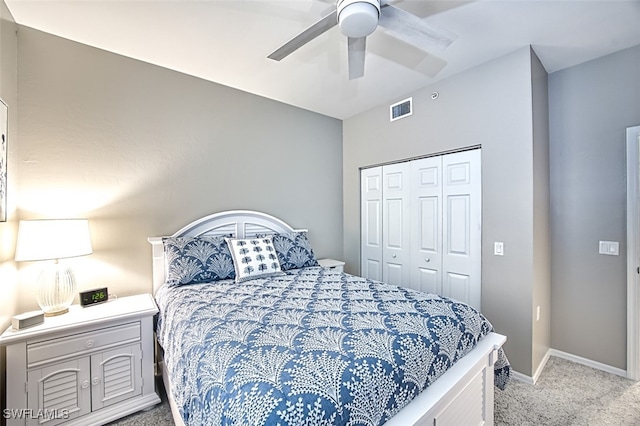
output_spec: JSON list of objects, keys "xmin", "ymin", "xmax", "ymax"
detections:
[{"xmin": 267, "ymin": 0, "xmax": 458, "ymax": 80}]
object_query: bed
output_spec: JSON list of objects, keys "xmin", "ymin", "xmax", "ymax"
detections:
[{"xmin": 148, "ymin": 210, "xmax": 510, "ymax": 426}]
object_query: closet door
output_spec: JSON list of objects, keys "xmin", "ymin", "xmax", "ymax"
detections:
[
  {"xmin": 410, "ymin": 156, "xmax": 443, "ymax": 295},
  {"xmin": 382, "ymin": 162, "xmax": 411, "ymax": 287},
  {"xmin": 361, "ymin": 167, "xmax": 383, "ymax": 281},
  {"xmin": 441, "ymin": 150, "xmax": 482, "ymax": 309},
  {"xmin": 360, "ymin": 149, "xmax": 482, "ymax": 308}
]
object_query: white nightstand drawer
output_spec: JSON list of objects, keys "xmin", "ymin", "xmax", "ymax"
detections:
[{"xmin": 27, "ymin": 321, "xmax": 141, "ymax": 367}]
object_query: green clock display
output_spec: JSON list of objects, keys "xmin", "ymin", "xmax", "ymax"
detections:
[{"xmin": 80, "ymin": 287, "xmax": 109, "ymax": 307}]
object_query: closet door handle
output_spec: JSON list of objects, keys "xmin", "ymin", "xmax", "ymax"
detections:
[
  {"xmin": 425, "ymin": 258, "xmax": 431, "ymax": 263},
  {"xmin": 392, "ymin": 254, "xmax": 397, "ymax": 259}
]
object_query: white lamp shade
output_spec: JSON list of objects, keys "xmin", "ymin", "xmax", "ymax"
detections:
[{"xmin": 15, "ymin": 219, "xmax": 93, "ymax": 262}]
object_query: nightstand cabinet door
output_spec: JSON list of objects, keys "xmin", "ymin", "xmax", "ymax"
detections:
[
  {"xmin": 27, "ymin": 358, "xmax": 91, "ymax": 426},
  {"xmin": 91, "ymin": 343, "xmax": 142, "ymax": 410}
]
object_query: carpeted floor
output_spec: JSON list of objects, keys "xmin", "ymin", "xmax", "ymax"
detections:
[
  {"xmin": 105, "ymin": 377, "xmax": 174, "ymax": 426},
  {"xmin": 495, "ymin": 356, "xmax": 640, "ymax": 426},
  {"xmin": 109, "ymin": 356, "xmax": 640, "ymax": 425}
]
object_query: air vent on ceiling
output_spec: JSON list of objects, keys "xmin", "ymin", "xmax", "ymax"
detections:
[{"xmin": 390, "ymin": 97, "xmax": 412, "ymax": 122}]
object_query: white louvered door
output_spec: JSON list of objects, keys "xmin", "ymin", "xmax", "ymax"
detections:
[
  {"xmin": 91, "ymin": 344, "xmax": 143, "ymax": 410},
  {"xmin": 26, "ymin": 344, "xmax": 143, "ymax": 424},
  {"xmin": 361, "ymin": 149, "xmax": 482, "ymax": 309},
  {"xmin": 27, "ymin": 358, "xmax": 91, "ymax": 426}
]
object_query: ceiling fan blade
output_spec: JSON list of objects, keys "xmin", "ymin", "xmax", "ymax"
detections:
[
  {"xmin": 378, "ymin": 4, "xmax": 457, "ymax": 53},
  {"xmin": 367, "ymin": 30, "xmax": 448, "ymax": 78},
  {"xmin": 380, "ymin": 0, "xmax": 471, "ymax": 19},
  {"xmin": 268, "ymin": 10, "xmax": 338, "ymax": 61},
  {"xmin": 348, "ymin": 37, "xmax": 366, "ymax": 80}
]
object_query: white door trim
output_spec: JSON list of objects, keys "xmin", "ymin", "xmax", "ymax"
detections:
[{"xmin": 627, "ymin": 125, "xmax": 640, "ymax": 380}]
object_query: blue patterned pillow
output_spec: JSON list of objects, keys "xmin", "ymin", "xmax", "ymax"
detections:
[
  {"xmin": 271, "ymin": 231, "xmax": 319, "ymax": 271},
  {"xmin": 163, "ymin": 235, "xmax": 235, "ymax": 286},
  {"xmin": 226, "ymin": 236, "xmax": 283, "ymax": 282}
]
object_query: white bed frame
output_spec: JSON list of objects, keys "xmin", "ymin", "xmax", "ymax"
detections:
[{"xmin": 148, "ymin": 210, "xmax": 506, "ymax": 426}]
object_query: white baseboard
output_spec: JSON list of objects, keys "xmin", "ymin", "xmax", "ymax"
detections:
[
  {"xmin": 532, "ymin": 349, "xmax": 552, "ymax": 383},
  {"xmin": 510, "ymin": 369, "xmax": 535, "ymax": 385},
  {"xmin": 549, "ymin": 348, "xmax": 627, "ymax": 378},
  {"xmin": 509, "ymin": 348, "xmax": 627, "ymax": 384},
  {"xmin": 509, "ymin": 349, "xmax": 551, "ymax": 385}
]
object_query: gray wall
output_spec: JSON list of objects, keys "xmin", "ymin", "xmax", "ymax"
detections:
[
  {"xmin": 15, "ymin": 27, "xmax": 343, "ymax": 311},
  {"xmin": 549, "ymin": 45, "xmax": 640, "ymax": 369},
  {"xmin": 0, "ymin": 0, "xmax": 17, "ymax": 418},
  {"xmin": 343, "ymin": 47, "xmax": 550, "ymax": 376},
  {"xmin": 531, "ymin": 51, "xmax": 551, "ymax": 372}
]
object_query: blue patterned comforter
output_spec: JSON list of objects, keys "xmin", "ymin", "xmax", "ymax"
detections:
[{"xmin": 155, "ymin": 267, "xmax": 510, "ymax": 426}]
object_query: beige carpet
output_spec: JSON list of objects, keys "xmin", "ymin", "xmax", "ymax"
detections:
[
  {"xmin": 109, "ymin": 356, "xmax": 640, "ymax": 425},
  {"xmin": 495, "ymin": 356, "xmax": 640, "ymax": 425}
]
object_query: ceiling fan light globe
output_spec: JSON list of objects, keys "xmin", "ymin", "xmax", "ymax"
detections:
[{"xmin": 338, "ymin": 0, "xmax": 380, "ymax": 38}]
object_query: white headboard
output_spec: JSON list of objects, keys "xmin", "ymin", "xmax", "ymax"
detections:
[{"xmin": 148, "ymin": 210, "xmax": 306, "ymax": 294}]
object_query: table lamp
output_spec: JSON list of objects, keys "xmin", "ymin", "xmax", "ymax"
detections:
[{"xmin": 15, "ymin": 219, "xmax": 93, "ymax": 316}]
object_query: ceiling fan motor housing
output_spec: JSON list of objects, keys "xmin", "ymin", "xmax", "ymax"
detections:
[{"xmin": 337, "ymin": 0, "xmax": 381, "ymax": 38}]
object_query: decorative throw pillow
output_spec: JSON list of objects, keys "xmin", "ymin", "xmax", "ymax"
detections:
[
  {"xmin": 271, "ymin": 231, "xmax": 320, "ymax": 271},
  {"xmin": 163, "ymin": 235, "xmax": 235, "ymax": 286},
  {"xmin": 226, "ymin": 236, "xmax": 283, "ymax": 282}
]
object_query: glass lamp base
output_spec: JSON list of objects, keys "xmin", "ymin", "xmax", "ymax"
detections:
[{"xmin": 37, "ymin": 261, "xmax": 76, "ymax": 317}]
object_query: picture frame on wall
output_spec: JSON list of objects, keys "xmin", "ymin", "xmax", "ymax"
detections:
[{"xmin": 0, "ymin": 98, "xmax": 7, "ymax": 222}]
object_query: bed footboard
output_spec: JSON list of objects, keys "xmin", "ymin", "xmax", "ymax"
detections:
[{"xmin": 385, "ymin": 332, "xmax": 506, "ymax": 426}]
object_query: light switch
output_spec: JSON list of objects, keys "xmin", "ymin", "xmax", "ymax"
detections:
[
  {"xmin": 494, "ymin": 242, "xmax": 504, "ymax": 256},
  {"xmin": 599, "ymin": 241, "xmax": 619, "ymax": 256}
]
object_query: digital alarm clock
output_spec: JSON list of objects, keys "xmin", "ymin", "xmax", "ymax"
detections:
[{"xmin": 79, "ymin": 287, "xmax": 109, "ymax": 307}]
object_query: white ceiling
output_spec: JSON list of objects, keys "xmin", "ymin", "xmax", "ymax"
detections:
[{"xmin": 5, "ymin": 0, "xmax": 640, "ymax": 119}]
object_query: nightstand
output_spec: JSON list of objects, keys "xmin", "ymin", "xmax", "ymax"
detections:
[
  {"xmin": 0, "ymin": 294, "xmax": 160, "ymax": 426},
  {"xmin": 318, "ymin": 258, "xmax": 346, "ymax": 273}
]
